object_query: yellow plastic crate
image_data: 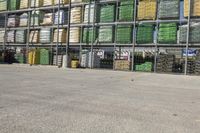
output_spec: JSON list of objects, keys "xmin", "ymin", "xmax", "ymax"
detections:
[
  {"xmin": 184, "ymin": 0, "xmax": 200, "ymax": 17},
  {"xmin": 28, "ymin": 49, "xmax": 40, "ymax": 65},
  {"xmin": 71, "ymin": 60, "xmax": 79, "ymax": 68},
  {"xmin": 20, "ymin": 0, "xmax": 29, "ymax": 9},
  {"xmin": 137, "ymin": 0, "xmax": 157, "ymax": 20}
]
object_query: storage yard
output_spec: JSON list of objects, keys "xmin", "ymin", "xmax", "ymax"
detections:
[
  {"xmin": 0, "ymin": 65, "xmax": 200, "ymax": 133},
  {"xmin": 0, "ymin": 0, "xmax": 199, "ymax": 75}
]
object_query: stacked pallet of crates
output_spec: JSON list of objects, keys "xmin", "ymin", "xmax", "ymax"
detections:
[
  {"xmin": 179, "ymin": 22, "xmax": 200, "ymax": 43},
  {"xmin": 81, "ymin": 50, "xmax": 100, "ymax": 68},
  {"xmin": 42, "ymin": 0, "xmax": 54, "ymax": 6},
  {"xmin": 116, "ymin": 25, "xmax": 132, "ymax": 44},
  {"xmin": 19, "ymin": 13, "xmax": 28, "ymax": 27},
  {"xmin": 118, "ymin": 0, "xmax": 134, "ymax": 21},
  {"xmin": 29, "ymin": 30, "xmax": 40, "ymax": 43},
  {"xmin": 70, "ymin": 27, "xmax": 80, "ymax": 43},
  {"xmin": 99, "ymin": 26, "xmax": 114, "ymax": 43},
  {"xmin": 31, "ymin": 10, "xmax": 44, "ymax": 26},
  {"xmin": 54, "ymin": 10, "xmax": 68, "ymax": 25},
  {"xmin": 14, "ymin": 47, "xmax": 26, "ymax": 64},
  {"xmin": 114, "ymin": 50, "xmax": 131, "ymax": 71},
  {"xmin": 186, "ymin": 59, "xmax": 196, "ymax": 74},
  {"xmin": 0, "ymin": 0, "xmax": 7, "ymax": 11},
  {"xmin": 158, "ymin": 0, "xmax": 179, "ymax": 19},
  {"xmin": 40, "ymin": 28, "xmax": 51, "ymax": 44},
  {"xmin": 156, "ymin": 54, "xmax": 175, "ymax": 73},
  {"xmin": 8, "ymin": 0, "xmax": 20, "ymax": 10},
  {"xmin": 31, "ymin": 0, "xmax": 43, "ymax": 8},
  {"xmin": 40, "ymin": 49, "xmax": 50, "ymax": 65},
  {"xmin": 195, "ymin": 51, "xmax": 200, "ymax": 75},
  {"xmin": 53, "ymin": 53, "xmax": 63, "ymax": 66},
  {"xmin": 41, "ymin": 12, "xmax": 53, "ymax": 25},
  {"xmin": 82, "ymin": 27, "xmax": 97, "ymax": 44},
  {"xmin": 53, "ymin": 29, "xmax": 67, "ymax": 43},
  {"xmin": 15, "ymin": 30, "xmax": 27, "ymax": 44},
  {"xmin": 20, "ymin": 0, "xmax": 29, "ymax": 9},
  {"xmin": 28, "ymin": 49, "xmax": 40, "ymax": 65},
  {"xmin": 184, "ymin": 0, "xmax": 200, "ymax": 17},
  {"xmin": 70, "ymin": 7, "xmax": 82, "ymax": 24},
  {"xmin": 84, "ymin": 4, "xmax": 95, "ymax": 23},
  {"xmin": 0, "ymin": 30, "xmax": 5, "ymax": 43},
  {"xmin": 136, "ymin": 24, "xmax": 154, "ymax": 44},
  {"xmin": 134, "ymin": 51, "xmax": 154, "ymax": 72},
  {"xmin": 7, "ymin": 15, "xmax": 19, "ymax": 27},
  {"xmin": 158, "ymin": 23, "xmax": 177, "ymax": 44},
  {"xmin": 137, "ymin": 0, "xmax": 156, "ymax": 20},
  {"xmin": 7, "ymin": 30, "xmax": 15, "ymax": 43}
]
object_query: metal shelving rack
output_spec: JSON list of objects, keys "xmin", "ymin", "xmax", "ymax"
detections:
[{"xmin": 0, "ymin": 0, "xmax": 199, "ymax": 75}]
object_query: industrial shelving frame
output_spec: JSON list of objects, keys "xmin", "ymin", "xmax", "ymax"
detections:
[{"xmin": 0, "ymin": 0, "xmax": 199, "ymax": 75}]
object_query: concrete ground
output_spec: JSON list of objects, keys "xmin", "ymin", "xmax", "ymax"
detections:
[{"xmin": 0, "ymin": 64, "xmax": 200, "ymax": 133}]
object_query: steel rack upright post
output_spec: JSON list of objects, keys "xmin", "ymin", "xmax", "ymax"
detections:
[
  {"xmin": 56, "ymin": 0, "xmax": 61, "ymax": 66},
  {"xmin": 184, "ymin": 0, "xmax": 191, "ymax": 75},
  {"xmin": 3, "ymin": 12, "xmax": 8, "ymax": 63},
  {"xmin": 66, "ymin": 0, "xmax": 71, "ymax": 68},
  {"xmin": 26, "ymin": 0, "xmax": 31, "ymax": 64}
]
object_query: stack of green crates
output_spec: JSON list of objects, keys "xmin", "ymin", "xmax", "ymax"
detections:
[
  {"xmin": 137, "ymin": 24, "xmax": 154, "ymax": 44},
  {"xmin": 119, "ymin": 0, "xmax": 134, "ymax": 21},
  {"xmin": 99, "ymin": 4, "xmax": 115, "ymax": 22},
  {"xmin": 135, "ymin": 62, "xmax": 153, "ymax": 72},
  {"xmin": 116, "ymin": 25, "xmax": 132, "ymax": 44},
  {"xmin": 15, "ymin": 53, "xmax": 25, "ymax": 63},
  {"xmin": 40, "ymin": 49, "xmax": 50, "ymax": 65},
  {"xmin": 158, "ymin": 23, "xmax": 177, "ymax": 44},
  {"xmin": 8, "ymin": 0, "xmax": 20, "ymax": 10},
  {"xmin": 0, "ymin": 0, "xmax": 7, "ymax": 11},
  {"xmin": 98, "ymin": 26, "xmax": 114, "ymax": 43},
  {"xmin": 82, "ymin": 27, "xmax": 97, "ymax": 43}
]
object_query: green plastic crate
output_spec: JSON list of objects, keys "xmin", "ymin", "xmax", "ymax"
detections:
[
  {"xmin": 98, "ymin": 26, "xmax": 114, "ymax": 43},
  {"xmin": 8, "ymin": 0, "xmax": 20, "ymax": 10},
  {"xmin": 136, "ymin": 24, "xmax": 154, "ymax": 44},
  {"xmin": 119, "ymin": 0, "xmax": 134, "ymax": 21},
  {"xmin": 116, "ymin": 25, "xmax": 132, "ymax": 44},
  {"xmin": 99, "ymin": 4, "xmax": 115, "ymax": 22},
  {"xmin": 40, "ymin": 49, "xmax": 50, "ymax": 65},
  {"xmin": 82, "ymin": 27, "xmax": 97, "ymax": 44}
]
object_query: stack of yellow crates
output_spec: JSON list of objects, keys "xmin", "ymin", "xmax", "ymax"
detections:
[
  {"xmin": 42, "ymin": 0, "xmax": 54, "ymax": 6},
  {"xmin": 114, "ymin": 60, "xmax": 130, "ymax": 71},
  {"xmin": 71, "ymin": 60, "xmax": 79, "ymax": 68},
  {"xmin": 20, "ymin": 0, "xmax": 29, "ymax": 9},
  {"xmin": 31, "ymin": 0, "xmax": 43, "ymax": 8},
  {"xmin": 53, "ymin": 29, "xmax": 67, "ymax": 43},
  {"xmin": 70, "ymin": 7, "xmax": 82, "ymax": 23},
  {"xmin": 28, "ymin": 49, "xmax": 40, "ymax": 65},
  {"xmin": 137, "ymin": 0, "xmax": 157, "ymax": 20},
  {"xmin": 70, "ymin": 27, "xmax": 80, "ymax": 43},
  {"xmin": 54, "ymin": 0, "xmax": 68, "ymax": 5},
  {"xmin": 184, "ymin": 0, "xmax": 200, "ymax": 17},
  {"xmin": 29, "ymin": 30, "xmax": 39, "ymax": 43}
]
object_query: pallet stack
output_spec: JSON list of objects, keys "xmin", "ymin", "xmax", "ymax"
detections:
[
  {"xmin": 179, "ymin": 23, "xmax": 200, "ymax": 43},
  {"xmin": 70, "ymin": 7, "xmax": 82, "ymax": 24},
  {"xmin": 81, "ymin": 50, "xmax": 100, "ymax": 68},
  {"xmin": 7, "ymin": 15, "xmax": 19, "ymax": 27},
  {"xmin": 53, "ymin": 54, "xmax": 63, "ymax": 66},
  {"xmin": 28, "ymin": 49, "xmax": 40, "ymax": 65},
  {"xmin": 114, "ymin": 60, "xmax": 130, "ymax": 71},
  {"xmin": 0, "ymin": 30, "xmax": 5, "ymax": 43},
  {"xmin": 54, "ymin": 10, "xmax": 68, "ymax": 25},
  {"xmin": 40, "ymin": 49, "xmax": 50, "ymax": 65},
  {"xmin": 156, "ymin": 54, "xmax": 175, "ymax": 73},
  {"xmin": 184, "ymin": 0, "xmax": 200, "ymax": 17},
  {"xmin": 29, "ymin": 30, "xmax": 39, "ymax": 43},
  {"xmin": 116, "ymin": 25, "xmax": 132, "ymax": 44},
  {"xmin": 14, "ymin": 47, "xmax": 26, "ymax": 64},
  {"xmin": 158, "ymin": 23, "xmax": 177, "ymax": 44},
  {"xmin": 119, "ymin": 0, "xmax": 134, "ymax": 21},
  {"xmin": 7, "ymin": 30, "xmax": 15, "ymax": 43},
  {"xmin": 186, "ymin": 59, "xmax": 196, "ymax": 74},
  {"xmin": 99, "ymin": 4, "xmax": 115, "ymax": 22},
  {"xmin": 158, "ymin": 0, "xmax": 179, "ymax": 19},
  {"xmin": 41, "ymin": 13, "xmax": 53, "ymax": 25},
  {"xmin": 40, "ymin": 28, "xmax": 51, "ymax": 43},
  {"xmin": 8, "ymin": 0, "xmax": 20, "ymax": 11},
  {"xmin": 137, "ymin": 24, "xmax": 154, "ymax": 44},
  {"xmin": 98, "ymin": 26, "xmax": 114, "ymax": 43},
  {"xmin": 82, "ymin": 27, "xmax": 97, "ymax": 43},
  {"xmin": 31, "ymin": 10, "xmax": 44, "ymax": 26},
  {"xmin": 84, "ymin": 4, "xmax": 95, "ymax": 23},
  {"xmin": 19, "ymin": 13, "xmax": 28, "ymax": 27},
  {"xmin": 137, "ymin": 0, "xmax": 157, "ymax": 20},
  {"xmin": 135, "ymin": 62, "xmax": 153, "ymax": 72},
  {"xmin": 20, "ymin": 0, "xmax": 29, "ymax": 9},
  {"xmin": 15, "ymin": 30, "xmax": 27, "ymax": 43},
  {"xmin": 70, "ymin": 27, "xmax": 80, "ymax": 43},
  {"xmin": 0, "ymin": 0, "xmax": 7, "ymax": 11},
  {"xmin": 53, "ymin": 29, "xmax": 67, "ymax": 43}
]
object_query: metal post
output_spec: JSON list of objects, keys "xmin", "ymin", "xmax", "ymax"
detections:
[
  {"xmin": 131, "ymin": 0, "xmax": 137, "ymax": 71},
  {"xmin": 56, "ymin": 0, "xmax": 61, "ymax": 66},
  {"xmin": 26, "ymin": 1, "xmax": 31, "ymax": 64},
  {"xmin": 66, "ymin": 0, "xmax": 71, "ymax": 68},
  {"xmin": 184, "ymin": 0, "xmax": 191, "ymax": 75},
  {"xmin": 79, "ymin": 3, "xmax": 85, "ymax": 64},
  {"xmin": 3, "ymin": 13, "xmax": 8, "ymax": 62}
]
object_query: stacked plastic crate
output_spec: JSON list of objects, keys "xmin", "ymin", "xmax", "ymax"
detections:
[
  {"xmin": 54, "ymin": 10, "xmax": 68, "ymax": 25},
  {"xmin": 99, "ymin": 26, "xmax": 114, "ymax": 43},
  {"xmin": 40, "ymin": 49, "xmax": 50, "ymax": 65},
  {"xmin": 84, "ymin": 4, "xmax": 95, "ymax": 23},
  {"xmin": 156, "ymin": 54, "xmax": 175, "ymax": 73},
  {"xmin": 15, "ymin": 47, "xmax": 26, "ymax": 63},
  {"xmin": 99, "ymin": 4, "xmax": 115, "ymax": 22},
  {"xmin": 40, "ymin": 28, "xmax": 51, "ymax": 43},
  {"xmin": 70, "ymin": 7, "xmax": 82, "ymax": 24},
  {"xmin": 15, "ymin": 30, "xmax": 27, "ymax": 43},
  {"xmin": 137, "ymin": 0, "xmax": 157, "ymax": 20},
  {"xmin": 41, "ymin": 13, "xmax": 53, "ymax": 25},
  {"xmin": 19, "ymin": 13, "xmax": 28, "ymax": 27},
  {"xmin": 53, "ymin": 29, "xmax": 67, "ymax": 43},
  {"xmin": 179, "ymin": 22, "xmax": 200, "ymax": 43},
  {"xmin": 136, "ymin": 24, "xmax": 154, "ymax": 44},
  {"xmin": 20, "ymin": 0, "xmax": 29, "ymax": 9},
  {"xmin": 70, "ymin": 27, "xmax": 80, "ymax": 43},
  {"xmin": 158, "ymin": 0, "xmax": 179, "ymax": 19},
  {"xmin": 0, "ymin": 30, "xmax": 5, "ymax": 43},
  {"xmin": 28, "ymin": 49, "xmax": 40, "ymax": 64},
  {"xmin": 81, "ymin": 50, "xmax": 100, "ymax": 68},
  {"xmin": 8, "ymin": 0, "xmax": 20, "ymax": 10},
  {"xmin": 82, "ymin": 27, "xmax": 96, "ymax": 43},
  {"xmin": 116, "ymin": 25, "xmax": 132, "ymax": 44},
  {"xmin": 7, "ymin": 31, "xmax": 15, "ymax": 43},
  {"xmin": 7, "ymin": 15, "xmax": 19, "ymax": 27},
  {"xmin": 118, "ymin": 0, "xmax": 134, "ymax": 21},
  {"xmin": 29, "ymin": 30, "xmax": 40, "ymax": 43},
  {"xmin": 184, "ymin": 0, "xmax": 200, "ymax": 17},
  {"xmin": 158, "ymin": 23, "xmax": 177, "ymax": 44},
  {"xmin": 0, "ymin": 0, "xmax": 7, "ymax": 11}
]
